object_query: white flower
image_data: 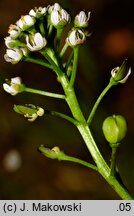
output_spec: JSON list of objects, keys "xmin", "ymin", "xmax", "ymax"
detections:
[
  {"xmin": 66, "ymin": 29, "xmax": 86, "ymax": 46},
  {"xmin": 26, "ymin": 32, "xmax": 47, "ymax": 51},
  {"xmin": 48, "ymin": 3, "xmax": 70, "ymax": 27},
  {"xmin": 4, "ymin": 36, "xmax": 17, "ymax": 48},
  {"xmin": 50, "ymin": 8, "xmax": 70, "ymax": 27},
  {"xmin": 53, "ymin": 3, "xmax": 61, "ymax": 11},
  {"xmin": 74, "ymin": 11, "xmax": 91, "ymax": 28},
  {"xmin": 48, "ymin": 3, "xmax": 61, "ymax": 13},
  {"xmin": 29, "ymin": 6, "xmax": 47, "ymax": 18},
  {"xmin": 8, "ymin": 24, "xmax": 21, "ymax": 39},
  {"xmin": 3, "ymin": 77, "xmax": 22, "ymax": 96},
  {"xmin": 16, "ymin": 15, "xmax": 35, "ymax": 30},
  {"xmin": 4, "ymin": 48, "xmax": 23, "ymax": 64}
]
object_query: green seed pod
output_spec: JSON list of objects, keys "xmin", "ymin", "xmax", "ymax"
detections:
[{"xmin": 102, "ymin": 115, "xmax": 127, "ymax": 144}]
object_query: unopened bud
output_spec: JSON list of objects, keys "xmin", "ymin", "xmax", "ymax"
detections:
[
  {"xmin": 38, "ymin": 145, "xmax": 63, "ymax": 160},
  {"xmin": 74, "ymin": 11, "xmax": 91, "ymax": 28},
  {"xmin": 66, "ymin": 29, "xmax": 86, "ymax": 46}
]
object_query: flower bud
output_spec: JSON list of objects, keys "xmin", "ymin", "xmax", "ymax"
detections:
[
  {"xmin": 48, "ymin": 3, "xmax": 61, "ymax": 13},
  {"xmin": 26, "ymin": 32, "xmax": 47, "ymax": 51},
  {"xmin": 29, "ymin": 7, "xmax": 47, "ymax": 18},
  {"xmin": 50, "ymin": 8, "xmax": 70, "ymax": 28},
  {"xmin": 74, "ymin": 11, "xmax": 91, "ymax": 28},
  {"xmin": 4, "ymin": 36, "xmax": 17, "ymax": 48},
  {"xmin": 38, "ymin": 145, "xmax": 63, "ymax": 160},
  {"xmin": 4, "ymin": 48, "xmax": 23, "ymax": 64},
  {"xmin": 111, "ymin": 59, "xmax": 131, "ymax": 84},
  {"xmin": 14, "ymin": 104, "xmax": 44, "ymax": 122},
  {"xmin": 16, "ymin": 15, "xmax": 35, "ymax": 30},
  {"xmin": 102, "ymin": 115, "xmax": 127, "ymax": 145},
  {"xmin": 3, "ymin": 77, "xmax": 24, "ymax": 96},
  {"xmin": 8, "ymin": 24, "xmax": 21, "ymax": 39},
  {"xmin": 66, "ymin": 29, "xmax": 86, "ymax": 46}
]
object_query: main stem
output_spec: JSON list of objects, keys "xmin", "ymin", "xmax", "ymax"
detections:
[{"xmin": 59, "ymin": 74, "xmax": 133, "ymax": 200}]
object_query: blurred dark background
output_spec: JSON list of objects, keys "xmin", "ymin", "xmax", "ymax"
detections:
[{"xmin": 0, "ymin": 0, "xmax": 134, "ymax": 199}]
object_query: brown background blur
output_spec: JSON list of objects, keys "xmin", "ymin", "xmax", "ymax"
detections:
[{"xmin": 0, "ymin": 0, "xmax": 134, "ymax": 199}]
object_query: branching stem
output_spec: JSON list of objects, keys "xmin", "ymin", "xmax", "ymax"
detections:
[
  {"xmin": 56, "ymin": 28, "xmax": 63, "ymax": 50},
  {"xmin": 60, "ymin": 43, "xmax": 68, "ymax": 57},
  {"xmin": 62, "ymin": 154, "xmax": 98, "ymax": 171},
  {"xmin": 70, "ymin": 46, "xmax": 79, "ymax": 87},
  {"xmin": 25, "ymin": 57, "xmax": 53, "ymax": 69},
  {"xmin": 25, "ymin": 87, "xmax": 65, "ymax": 100},
  {"xmin": 45, "ymin": 110, "xmax": 78, "ymax": 125},
  {"xmin": 87, "ymin": 80, "xmax": 114, "ymax": 125}
]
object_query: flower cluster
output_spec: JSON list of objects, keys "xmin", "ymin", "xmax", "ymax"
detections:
[
  {"xmin": 66, "ymin": 10, "xmax": 91, "ymax": 46},
  {"xmin": 4, "ymin": 6, "xmax": 48, "ymax": 64},
  {"xmin": 4, "ymin": 3, "xmax": 91, "ymax": 64}
]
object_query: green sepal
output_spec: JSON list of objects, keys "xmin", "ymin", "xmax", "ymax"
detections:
[
  {"xmin": 13, "ymin": 104, "xmax": 38, "ymax": 115},
  {"xmin": 38, "ymin": 145, "xmax": 65, "ymax": 160},
  {"xmin": 111, "ymin": 59, "xmax": 131, "ymax": 84}
]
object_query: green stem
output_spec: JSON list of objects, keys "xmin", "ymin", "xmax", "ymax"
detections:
[
  {"xmin": 59, "ymin": 154, "xmax": 98, "ymax": 171},
  {"xmin": 48, "ymin": 25, "xmax": 53, "ymax": 37},
  {"xmin": 87, "ymin": 80, "xmax": 114, "ymax": 125},
  {"xmin": 25, "ymin": 87, "xmax": 65, "ymax": 99},
  {"xmin": 41, "ymin": 50, "xmax": 64, "ymax": 77},
  {"xmin": 70, "ymin": 46, "xmax": 79, "ymax": 87},
  {"xmin": 37, "ymin": 48, "xmax": 132, "ymax": 199},
  {"xmin": 77, "ymin": 123, "xmax": 133, "ymax": 199},
  {"xmin": 59, "ymin": 74, "xmax": 133, "ymax": 200},
  {"xmin": 45, "ymin": 110, "xmax": 78, "ymax": 125},
  {"xmin": 39, "ymin": 20, "xmax": 45, "ymax": 36},
  {"xmin": 25, "ymin": 57, "xmax": 53, "ymax": 69},
  {"xmin": 65, "ymin": 51, "xmax": 74, "ymax": 72},
  {"xmin": 60, "ymin": 76, "xmax": 86, "ymax": 122},
  {"xmin": 56, "ymin": 28, "xmax": 63, "ymax": 50},
  {"xmin": 110, "ymin": 147, "xmax": 118, "ymax": 176},
  {"xmin": 60, "ymin": 43, "xmax": 68, "ymax": 58},
  {"xmin": 39, "ymin": 145, "xmax": 97, "ymax": 171}
]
